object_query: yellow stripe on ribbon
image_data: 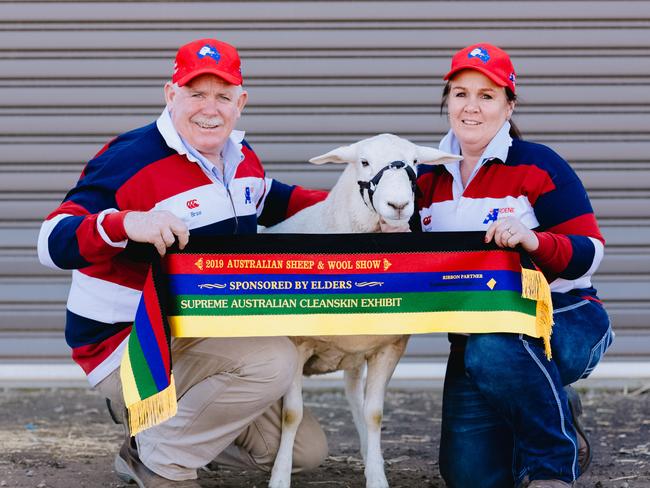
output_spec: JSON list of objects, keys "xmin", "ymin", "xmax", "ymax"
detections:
[
  {"xmin": 120, "ymin": 342, "xmax": 179, "ymax": 437},
  {"xmin": 170, "ymin": 311, "xmax": 539, "ymax": 338},
  {"xmin": 521, "ymin": 267, "xmax": 554, "ymax": 359},
  {"xmin": 125, "ymin": 377, "xmax": 177, "ymax": 437},
  {"xmin": 119, "ymin": 342, "xmax": 141, "ymax": 408}
]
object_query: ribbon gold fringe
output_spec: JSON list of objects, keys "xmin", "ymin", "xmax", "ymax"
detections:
[
  {"xmin": 127, "ymin": 375, "xmax": 178, "ymax": 437},
  {"xmin": 521, "ymin": 267, "xmax": 554, "ymax": 360}
]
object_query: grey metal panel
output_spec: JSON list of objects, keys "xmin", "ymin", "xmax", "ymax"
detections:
[
  {"xmin": 3, "ymin": 56, "xmax": 650, "ymax": 82},
  {"xmin": 1, "ymin": 112, "xmax": 649, "ymax": 137},
  {"xmin": 0, "ymin": 279, "xmax": 69, "ymax": 303},
  {"xmin": 3, "ymin": 2, "xmax": 650, "ymax": 22},
  {"xmin": 0, "ymin": 332, "xmax": 70, "ymax": 361},
  {"xmin": 0, "ymin": 1, "xmax": 648, "ymax": 368},
  {"xmin": 3, "ymin": 84, "xmax": 650, "ymax": 108},
  {"xmin": 1, "ymin": 26, "xmax": 650, "ymax": 52},
  {"xmin": 0, "ymin": 307, "xmax": 64, "ymax": 331}
]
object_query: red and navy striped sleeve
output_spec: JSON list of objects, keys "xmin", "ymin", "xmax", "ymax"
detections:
[
  {"xmin": 415, "ymin": 139, "xmax": 604, "ymax": 289},
  {"xmin": 511, "ymin": 141, "xmax": 605, "ymax": 283},
  {"xmin": 38, "ymin": 123, "xmax": 172, "ymax": 270}
]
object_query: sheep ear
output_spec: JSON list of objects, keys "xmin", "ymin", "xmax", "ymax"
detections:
[
  {"xmin": 308, "ymin": 145, "xmax": 357, "ymax": 165},
  {"xmin": 415, "ymin": 146, "xmax": 462, "ymax": 165}
]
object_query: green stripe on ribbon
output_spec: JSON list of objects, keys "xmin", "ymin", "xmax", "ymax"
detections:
[
  {"xmin": 171, "ymin": 290, "xmax": 535, "ymax": 317},
  {"xmin": 128, "ymin": 334, "xmax": 159, "ymax": 399}
]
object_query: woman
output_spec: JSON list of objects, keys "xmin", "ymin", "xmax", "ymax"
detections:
[{"xmin": 416, "ymin": 43, "xmax": 613, "ymax": 488}]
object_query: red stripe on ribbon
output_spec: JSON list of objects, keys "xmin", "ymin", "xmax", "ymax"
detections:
[
  {"xmin": 164, "ymin": 250, "xmax": 520, "ymax": 275},
  {"xmin": 142, "ymin": 272, "xmax": 171, "ymax": 379}
]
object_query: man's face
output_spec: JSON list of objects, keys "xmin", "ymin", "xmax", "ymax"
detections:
[{"xmin": 164, "ymin": 74, "xmax": 248, "ymax": 161}]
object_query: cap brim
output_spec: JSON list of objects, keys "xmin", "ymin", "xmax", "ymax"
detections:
[
  {"xmin": 176, "ymin": 68, "xmax": 242, "ymax": 87},
  {"xmin": 443, "ymin": 66, "xmax": 508, "ymax": 88}
]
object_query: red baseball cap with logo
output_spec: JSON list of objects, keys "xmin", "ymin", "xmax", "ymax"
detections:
[
  {"xmin": 443, "ymin": 43, "xmax": 516, "ymax": 94},
  {"xmin": 172, "ymin": 38, "xmax": 243, "ymax": 87}
]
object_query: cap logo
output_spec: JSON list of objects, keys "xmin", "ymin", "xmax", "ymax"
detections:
[
  {"xmin": 468, "ymin": 47, "xmax": 490, "ymax": 63},
  {"xmin": 509, "ymin": 72, "xmax": 516, "ymax": 85},
  {"xmin": 197, "ymin": 44, "xmax": 221, "ymax": 63}
]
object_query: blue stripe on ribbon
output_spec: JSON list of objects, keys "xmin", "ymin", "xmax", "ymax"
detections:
[
  {"xmin": 134, "ymin": 297, "xmax": 170, "ymax": 392},
  {"xmin": 167, "ymin": 270, "xmax": 521, "ymax": 296}
]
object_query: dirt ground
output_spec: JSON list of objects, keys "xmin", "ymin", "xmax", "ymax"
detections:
[{"xmin": 0, "ymin": 387, "xmax": 649, "ymax": 488}]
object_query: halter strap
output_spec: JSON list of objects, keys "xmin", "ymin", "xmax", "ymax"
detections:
[{"xmin": 357, "ymin": 160, "xmax": 420, "ymax": 210}]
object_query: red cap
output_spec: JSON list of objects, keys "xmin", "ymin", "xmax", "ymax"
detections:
[
  {"xmin": 172, "ymin": 38, "xmax": 243, "ymax": 87},
  {"xmin": 444, "ymin": 43, "xmax": 516, "ymax": 94}
]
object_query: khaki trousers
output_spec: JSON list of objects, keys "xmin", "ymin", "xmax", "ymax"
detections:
[{"xmin": 96, "ymin": 336, "xmax": 328, "ymax": 481}]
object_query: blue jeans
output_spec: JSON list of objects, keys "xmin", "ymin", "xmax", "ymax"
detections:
[{"xmin": 439, "ymin": 289, "xmax": 613, "ymax": 487}]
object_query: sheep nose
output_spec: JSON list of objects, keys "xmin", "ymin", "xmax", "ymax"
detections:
[{"xmin": 387, "ymin": 200, "xmax": 409, "ymax": 211}]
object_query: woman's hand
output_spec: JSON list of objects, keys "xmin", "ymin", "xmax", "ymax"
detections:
[{"xmin": 485, "ymin": 217, "xmax": 538, "ymax": 252}]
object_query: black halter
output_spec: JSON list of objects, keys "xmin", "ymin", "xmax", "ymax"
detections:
[{"xmin": 357, "ymin": 160, "xmax": 420, "ymax": 210}]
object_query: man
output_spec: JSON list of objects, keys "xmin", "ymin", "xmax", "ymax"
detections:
[{"xmin": 37, "ymin": 38, "xmax": 328, "ymax": 487}]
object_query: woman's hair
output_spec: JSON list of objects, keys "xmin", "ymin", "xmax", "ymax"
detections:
[{"xmin": 440, "ymin": 82, "xmax": 522, "ymax": 139}]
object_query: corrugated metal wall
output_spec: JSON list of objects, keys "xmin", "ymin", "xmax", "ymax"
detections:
[{"xmin": 1, "ymin": 1, "xmax": 649, "ymax": 372}]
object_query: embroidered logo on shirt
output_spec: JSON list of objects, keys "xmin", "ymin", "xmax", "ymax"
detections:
[
  {"xmin": 483, "ymin": 207, "xmax": 514, "ymax": 224},
  {"xmin": 483, "ymin": 208, "xmax": 499, "ymax": 224},
  {"xmin": 422, "ymin": 215, "xmax": 432, "ymax": 226},
  {"xmin": 468, "ymin": 47, "xmax": 490, "ymax": 63},
  {"xmin": 186, "ymin": 199, "xmax": 200, "ymax": 209},
  {"xmin": 244, "ymin": 187, "xmax": 252, "ymax": 204}
]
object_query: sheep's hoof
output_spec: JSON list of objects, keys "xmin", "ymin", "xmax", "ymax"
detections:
[
  {"xmin": 268, "ymin": 471, "xmax": 291, "ymax": 488},
  {"xmin": 366, "ymin": 478, "xmax": 389, "ymax": 488},
  {"xmin": 365, "ymin": 466, "xmax": 389, "ymax": 488},
  {"xmin": 268, "ymin": 479, "xmax": 290, "ymax": 488}
]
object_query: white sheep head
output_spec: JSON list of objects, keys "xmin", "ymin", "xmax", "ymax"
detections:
[{"xmin": 309, "ymin": 133, "xmax": 461, "ymax": 226}]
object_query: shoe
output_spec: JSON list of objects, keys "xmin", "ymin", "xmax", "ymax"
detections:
[
  {"xmin": 114, "ymin": 438, "xmax": 201, "ymax": 487},
  {"xmin": 565, "ymin": 385, "xmax": 592, "ymax": 474},
  {"xmin": 526, "ymin": 481, "xmax": 572, "ymax": 488}
]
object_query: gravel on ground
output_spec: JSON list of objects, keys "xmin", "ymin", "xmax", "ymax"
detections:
[{"xmin": 1, "ymin": 387, "xmax": 649, "ymax": 488}]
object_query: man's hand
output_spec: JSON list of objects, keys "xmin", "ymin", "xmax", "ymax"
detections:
[
  {"xmin": 485, "ymin": 216, "xmax": 538, "ymax": 252},
  {"xmin": 123, "ymin": 210, "xmax": 189, "ymax": 256}
]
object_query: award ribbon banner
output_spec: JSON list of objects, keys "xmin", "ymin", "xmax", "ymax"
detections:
[{"xmin": 121, "ymin": 232, "xmax": 552, "ymax": 436}]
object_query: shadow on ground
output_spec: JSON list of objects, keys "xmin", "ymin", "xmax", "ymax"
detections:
[{"xmin": 0, "ymin": 388, "xmax": 648, "ymax": 487}]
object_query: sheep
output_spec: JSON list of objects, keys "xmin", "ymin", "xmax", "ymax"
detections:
[{"xmin": 263, "ymin": 133, "xmax": 460, "ymax": 488}]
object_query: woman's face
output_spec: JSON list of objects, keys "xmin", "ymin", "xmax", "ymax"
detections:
[{"xmin": 447, "ymin": 70, "xmax": 514, "ymax": 155}]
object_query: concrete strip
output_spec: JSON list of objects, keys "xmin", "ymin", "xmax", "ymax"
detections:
[{"xmin": 0, "ymin": 361, "xmax": 648, "ymax": 389}]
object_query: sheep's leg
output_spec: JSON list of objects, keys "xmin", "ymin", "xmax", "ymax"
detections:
[
  {"xmin": 362, "ymin": 342, "xmax": 406, "ymax": 488},
  {"xmin": 269, "ymin": 343, "xmax": 312, "ymax": 488},
  {"xmin": 343, "ymin": 364, "xmax": 367, "ymax": 461}
]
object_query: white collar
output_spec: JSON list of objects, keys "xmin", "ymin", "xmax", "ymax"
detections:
[
  {"xmin": 155, "ymin": 108, "xmax": 245, "ymax": 171},
  {"xmin": 439, "ymin": 120, "xmax": 513, "ymax": 168},
  {"xmin": 439, "ymin": 121, "xmax": 513, "ymax": 190}
]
